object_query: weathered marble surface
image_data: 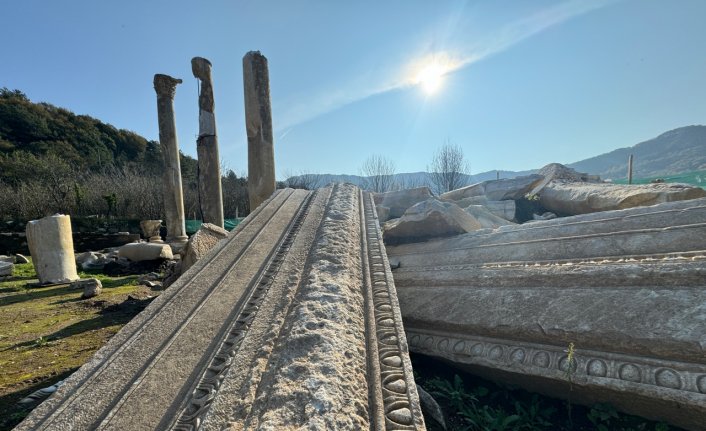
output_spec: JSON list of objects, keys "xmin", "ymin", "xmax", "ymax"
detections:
[
  {"xmin": 17, "ymin": 185, "xmax": 424, "ymax": 431},
  {"xmin": 243, "ymin": 52, "xmax": 276, "ymax": 211},
  {"xmin": 180, "ymin": 222, "xmax": 228, "ymax": 274},
  {"xmin": 192, "ymin": 57, "xmax": 224, "ymax": 228},
  {"xmin": 26, "ymin": 215, "xmax": 79, "ymax": 284},
  {"xmin": 374, "ymin": 187, "xmax": 433, "ymax": 220},
  {"xmin": 383, "ymin": 199, "xmax": 482, "ymax": 245},
  {"xmin": 387, "ymin": 197, "xmax": 706, "ymax": 265},
  {"xmin": 538, "ymin": 180, "xmax": 706, "ymax": 215},
  {"xmin": 440, "ymin": 174, "xmax": 542, "ymax": 201},
  {"xmin": 389, "ymin": 197, "xmax": 706, "ymax": 430},
  {"xmin": 154, "ymin": 74, "xmax": 188, "ymax": 249}
]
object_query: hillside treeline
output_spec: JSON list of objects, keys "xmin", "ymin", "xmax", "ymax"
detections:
[{"xmin": 0, "ymin": 88, "xmax": 249, "ymax": 221}]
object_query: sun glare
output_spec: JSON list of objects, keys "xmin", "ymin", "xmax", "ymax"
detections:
[
  {"xmin": 410, "ymin": 53, "xmax": 460, "ymax": 96},
  {"xmin": 417, "ymin": 63, "xmax": 444, "ymax": 95}
]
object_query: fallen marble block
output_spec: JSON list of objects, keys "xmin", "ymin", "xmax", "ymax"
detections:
[
  {"xmin": 180, "ymin": 222, "xmax": 228, "ymax": 274},
  {"xmin": 538, "ymin": 180, "xmax": 706, "ymax": 215},
  {"xmin": 26, "ymin": 214, "xmax": 79, "ymax": 285},
  {"xmin": 395, "ymin": 258, "xmax": 706, "ymax": 431},
  {"xmin": 388, "ymin": 197, "xmax": 706, "ymax": 430},
  {"xmin": 383, "ymin": 198, "xmax": 483, "ymax": 245},
  {"xmin": 118, "ymin": 242, "xmax": 173, "ymax": 262},
  {"xmin": 17, "ymin": 185, "xmax": 425, "ymax": 431},
  {"xmin": 387, "ymin": 197, "xmax": 706, "ymax": 265},
  {"xmin": 374, "ymin": 186, "xmax": 433, "ymax": 220},
  {"xmin": 440, "ymin": 174, "xmax": 542, "ymax": 201},
  {"xmin": 0, "ymin": 261, "xmax": 13, "ymax": 277}
]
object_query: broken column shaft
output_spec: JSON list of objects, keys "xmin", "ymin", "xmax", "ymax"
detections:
[
  {"xmin": 154, "ymin": 74, "xmax": 188, "ymax": 250},
  {"xmin": 192, "ymin": 57, "xmax": 224, "ymax": 228},
  {"xmin": 243, "ymin": 51, "xmax": 276, "ymax": 211}
]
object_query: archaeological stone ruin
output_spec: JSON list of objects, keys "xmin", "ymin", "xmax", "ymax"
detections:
[
  {"xmin": 192, "ymin": 57, "xmax": 225, "ymax": 229},
  {"xmin": 154, "ymin": 74, "xmax": 189, "ymax": 251},
  {"xmin": 16, "ymin": 185, "xmax": 425, "ymax": 430},
  {"xmin": 12, "ymin": 51, "xmax": 706, "ymax": 431},
  {"xmin": 388, "ymin": 196, "xmax": 706, "ymax": 431}
]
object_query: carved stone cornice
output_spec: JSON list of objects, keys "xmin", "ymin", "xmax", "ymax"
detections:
[
  {"xmin": 15, "ymin": 185, "xmax": 425, "ymax": 431},
  {"xmin": 153, "ymin": 74, "xmax": 182, "ymax": 99}
]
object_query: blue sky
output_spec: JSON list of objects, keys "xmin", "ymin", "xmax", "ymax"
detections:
[{"xmin": 2, "ymin": 0, "xmax": 705, "ymax": 178}]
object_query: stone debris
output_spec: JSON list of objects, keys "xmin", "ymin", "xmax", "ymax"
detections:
[
  {"xmin": 0, "ymin": 261, "xmax": 13, "ymax": 277},
  {"xmin": 440, "ymin": 174, "xmax": 543, "ymax": 201},
  {"xmin": 26, "ymin": 214, "xmax": 79, "ymax": 285},
  {"xmin": 75, "ymin": 251, "xmax": 109, "ymax": 270},
  {"xmin": 137, "ymin": 272, "xmax": 160, "ymax": 284},
  {"xmin": 383, "ymin": 198, "xmax": 483, "ymax": 245},
  {"xmin": 538, "ymin": 180, "xmax": 706, "ymax": 215},
  {"xmin": 180, "ymin": 222, "xmax": 228, "ymax": 274},
  {"xmin": 531, "ymin": 211, "xmax": 557, "ymax": 221},
  {"xmin": 373, "ymin": 186, "xmax": 433, "ymax": 220},
  {"xmin": 463, "ymin": 205, "xmax": 515, "ymax": 228},
  {"xmin": 70, "ymin": 278, "xmax": 102, "ymax": 299},
  {"xmin": 14, "ymin": 253, "xmax": 29, "ymax": 264},
  {"xmin": 16, "ymin": 185, "xmax": 425, "ymax": 431},
  {"xmin": 18, "ymin": 381, "xmax": 64, "ymax": 406},
  {"xmin": 118, "ymin": 242, "xmax": 173, "ymax": 262}
]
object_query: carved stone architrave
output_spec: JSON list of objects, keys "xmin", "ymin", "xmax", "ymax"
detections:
[{"xmin": 16, "ymin": 185, "xmax": 425, "ymax": 431}]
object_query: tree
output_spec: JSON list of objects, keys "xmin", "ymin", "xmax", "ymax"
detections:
[
  {"xmin": 428, "ymin": 142, "xmax": 470, "ymax": 195},
  {"xmin": 361, "ymin": 154, "xmax": 397, "ymax": 193}
]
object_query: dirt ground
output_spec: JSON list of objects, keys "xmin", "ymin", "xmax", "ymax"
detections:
[{"xmin": 0, "ymin": 262, "xmax": 160, "ymax": 430}]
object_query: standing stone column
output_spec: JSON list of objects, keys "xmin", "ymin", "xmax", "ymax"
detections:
[
  {"xmin": 154, "ymin": 74, "xmax": 188, "ymax": 250},
  {"xmin": 26, "ymin": 214, "xmax": 79, "ymax": 284},
  {"xmin": 192, "ymin": 57, "xmax": 224, "ymax": 228},
  {"xmin": 243, "ymin": 51, "xmax": 276, "ymax": 211}
]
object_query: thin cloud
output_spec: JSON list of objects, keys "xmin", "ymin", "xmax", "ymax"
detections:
[{"xmin": 277, "ymin": 0, "xmax": 617, "ymax": 130}]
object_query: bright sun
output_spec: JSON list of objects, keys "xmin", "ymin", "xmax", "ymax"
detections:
[
  {"xmin": 417, "ymin": 63, "xmax": 445, "ymax": 95},
  {"xmin": 407, "ymin": 52, "xmax": 461, "ymax": 96}
]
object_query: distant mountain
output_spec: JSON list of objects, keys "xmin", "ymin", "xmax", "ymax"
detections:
[
  {"xmin": 289, "ymin": 170, "xmax": 537, "ymax": 191},
  {"xmin": 569, "ymin": 125, "xmax": 706, "ymax": 180},
  {"xmin": 290, "ymin": 125, "xmax": 706, "ymax": 189}
]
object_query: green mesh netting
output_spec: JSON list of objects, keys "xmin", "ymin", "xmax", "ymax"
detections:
[
  {"xmin": 185, "ymin": 218, "xmax": 242, "ymax": 235},
  {"xmin": 612, "ymin": 169, "xmax": 706, "ymax": 189}
]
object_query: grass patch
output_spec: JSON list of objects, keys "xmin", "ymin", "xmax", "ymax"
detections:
[{"xmin": 0, "ymin": 261, "xmax": 159, "ymax": 430}]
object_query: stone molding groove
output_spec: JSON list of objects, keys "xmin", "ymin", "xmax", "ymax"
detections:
[
  {"xmin": 172, "ymin": 190, "xmax": 317, "ymax": 430},
  {"xmin": 406, "ymin": 328, "xmax": 706, "ymax": 397},
  {"xmin": 360, "ymin": 191, "xmax": 424, "ymax": 429},
  {"xmin": 17, "ymin": 185, "xmax": 424, "ymax": 431}
]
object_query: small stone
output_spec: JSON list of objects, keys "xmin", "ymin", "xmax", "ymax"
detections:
[
  {"xmin": 0, "ymin": 262, "xmax": 13, "ymax": 277},
  {"xmin": 71, "ymin": 278, "xmax": 102, "ymax": 299}
]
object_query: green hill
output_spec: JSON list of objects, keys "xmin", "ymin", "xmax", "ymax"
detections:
[{"xmin": 0, "ymin": 88, "xmax": 164, "ymax": 181}]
